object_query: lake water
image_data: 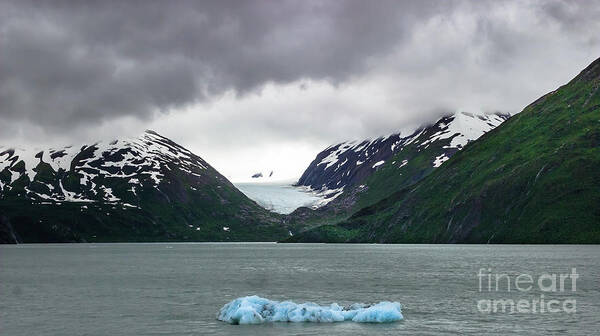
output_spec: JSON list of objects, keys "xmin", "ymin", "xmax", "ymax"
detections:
[{"xmin": 1, "ymin": 244, "xmax": 599, "ymax": 335}]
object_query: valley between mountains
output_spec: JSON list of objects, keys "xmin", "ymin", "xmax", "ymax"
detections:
[{"xmin": 1, "ymin": 57, "xmax": 599, "ymax": 244}]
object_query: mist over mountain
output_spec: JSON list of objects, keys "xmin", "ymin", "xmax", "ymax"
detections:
[{"xmin": 287, "ymin": 57, "xmax": 600, "ymax": 244}]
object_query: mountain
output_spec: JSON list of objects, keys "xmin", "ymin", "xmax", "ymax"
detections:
[
  {"xmin": 0, "ymin": 131, "xmax": 287, "ymax": 243},
  {"xmin": 298, "ymin": 112, "xmax": 509, "ymax": 193},
  {"xmin": 287, "ymin": 112, "xmax": 509, "ymax": 230},
  {"xmin": 287, "ymin": 57, "xmax": 600, "ymax": 244}
]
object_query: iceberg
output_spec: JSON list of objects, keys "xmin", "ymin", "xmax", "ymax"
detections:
[{"xmin": 217, "ymin": 295, "xmax": 403, "ymax": 324}]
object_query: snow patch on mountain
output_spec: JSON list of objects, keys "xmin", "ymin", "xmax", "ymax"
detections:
[
  {"xmin": 420, "ymin": 112, "xmax": 506, "ymax": 149},
  {"xmin": 296, "ymin": 112, "xmax": 510, "ymax": 199},
  {"xmin": 372, "ymin": 160, "xmax": 385, "ymax": 169},
  {"xmin": 433, "ymin": 154, "xmax": 450, "ymax": 168},
  {"xmin": 318, "ymin": 142, "xmax": 359, "ymax": 169},
  {"xmin": 0, "ymin": 130, "xmax": 210, "ymax": 205}
]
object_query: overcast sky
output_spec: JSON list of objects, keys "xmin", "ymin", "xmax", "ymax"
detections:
[{"xmin": 1, "ymin": 0, "xmax": 599, "ymax": 182}]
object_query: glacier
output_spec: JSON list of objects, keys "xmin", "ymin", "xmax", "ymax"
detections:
[
  {"xmin": 234, "ymin": 182, "xmax": 325, "ymax": 214},
  {"xmin": 217, "ymin": 295, "xmax": 403, "ymax": 324}
]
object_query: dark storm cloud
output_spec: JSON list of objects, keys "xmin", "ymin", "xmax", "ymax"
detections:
[
  {"xmin": 0, "ymin": 0, "xmax": 599, "ymax": 138},
  {"xmin": 0, "ymin": 0, "xmax": 449, "ymax": 128}
]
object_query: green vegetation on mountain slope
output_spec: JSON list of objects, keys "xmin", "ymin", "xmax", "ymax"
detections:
[
  {"xmin": 287, "ymin": 57, "xmax": 600, "ymax": 243},
  {"xmin": 285, "ymin": 137, "xmax": 453, "ymax": 232},
  {"xmin": 286, "ymin": 113, "xmax": 509, "ymax": 232}
]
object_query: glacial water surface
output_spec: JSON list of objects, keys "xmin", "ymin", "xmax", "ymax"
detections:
[{"xmin": 0, "ymin": 243, "xmax": 599, "ymax": 335}]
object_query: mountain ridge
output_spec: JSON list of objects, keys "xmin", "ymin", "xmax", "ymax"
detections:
[
  {"xmin": 286, "ymin": 56, "xmax": 600, "ymax": 244},
  {"xmin": 297, "ymin": 112, "xmax": 510, "ymax": 194},
  {"xmin": 286, "ymin": 112, "xmax": 510, "ymax": 231},
  {"xmin": 0, "ymin": 130, "xmax": 288, "ymax": 243}
]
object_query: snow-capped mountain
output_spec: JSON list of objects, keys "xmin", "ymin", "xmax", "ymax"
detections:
[
  {"xmin": 296, "ymin": 112, "xmax": 510, "ymax": 204},
  {"xmin": 0, "ymin": 131, "xmax": 211, "ymax": 204},
  {"xmin": 0, "ymin": 131, "xmax": 287, "ymax": 243},
  {"xmin": 288, "ymin": 56, "xmax": 600, "ymax": 244}
]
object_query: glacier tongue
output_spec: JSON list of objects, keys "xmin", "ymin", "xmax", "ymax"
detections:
[{"xmin": 217, "ymin": 295, "xmax": 403, "ymax": 324}]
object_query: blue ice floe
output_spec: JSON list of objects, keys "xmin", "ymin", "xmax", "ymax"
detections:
[{"xmin": 217, "ymin": 295, "xmax": 403, "ymax": 324}]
